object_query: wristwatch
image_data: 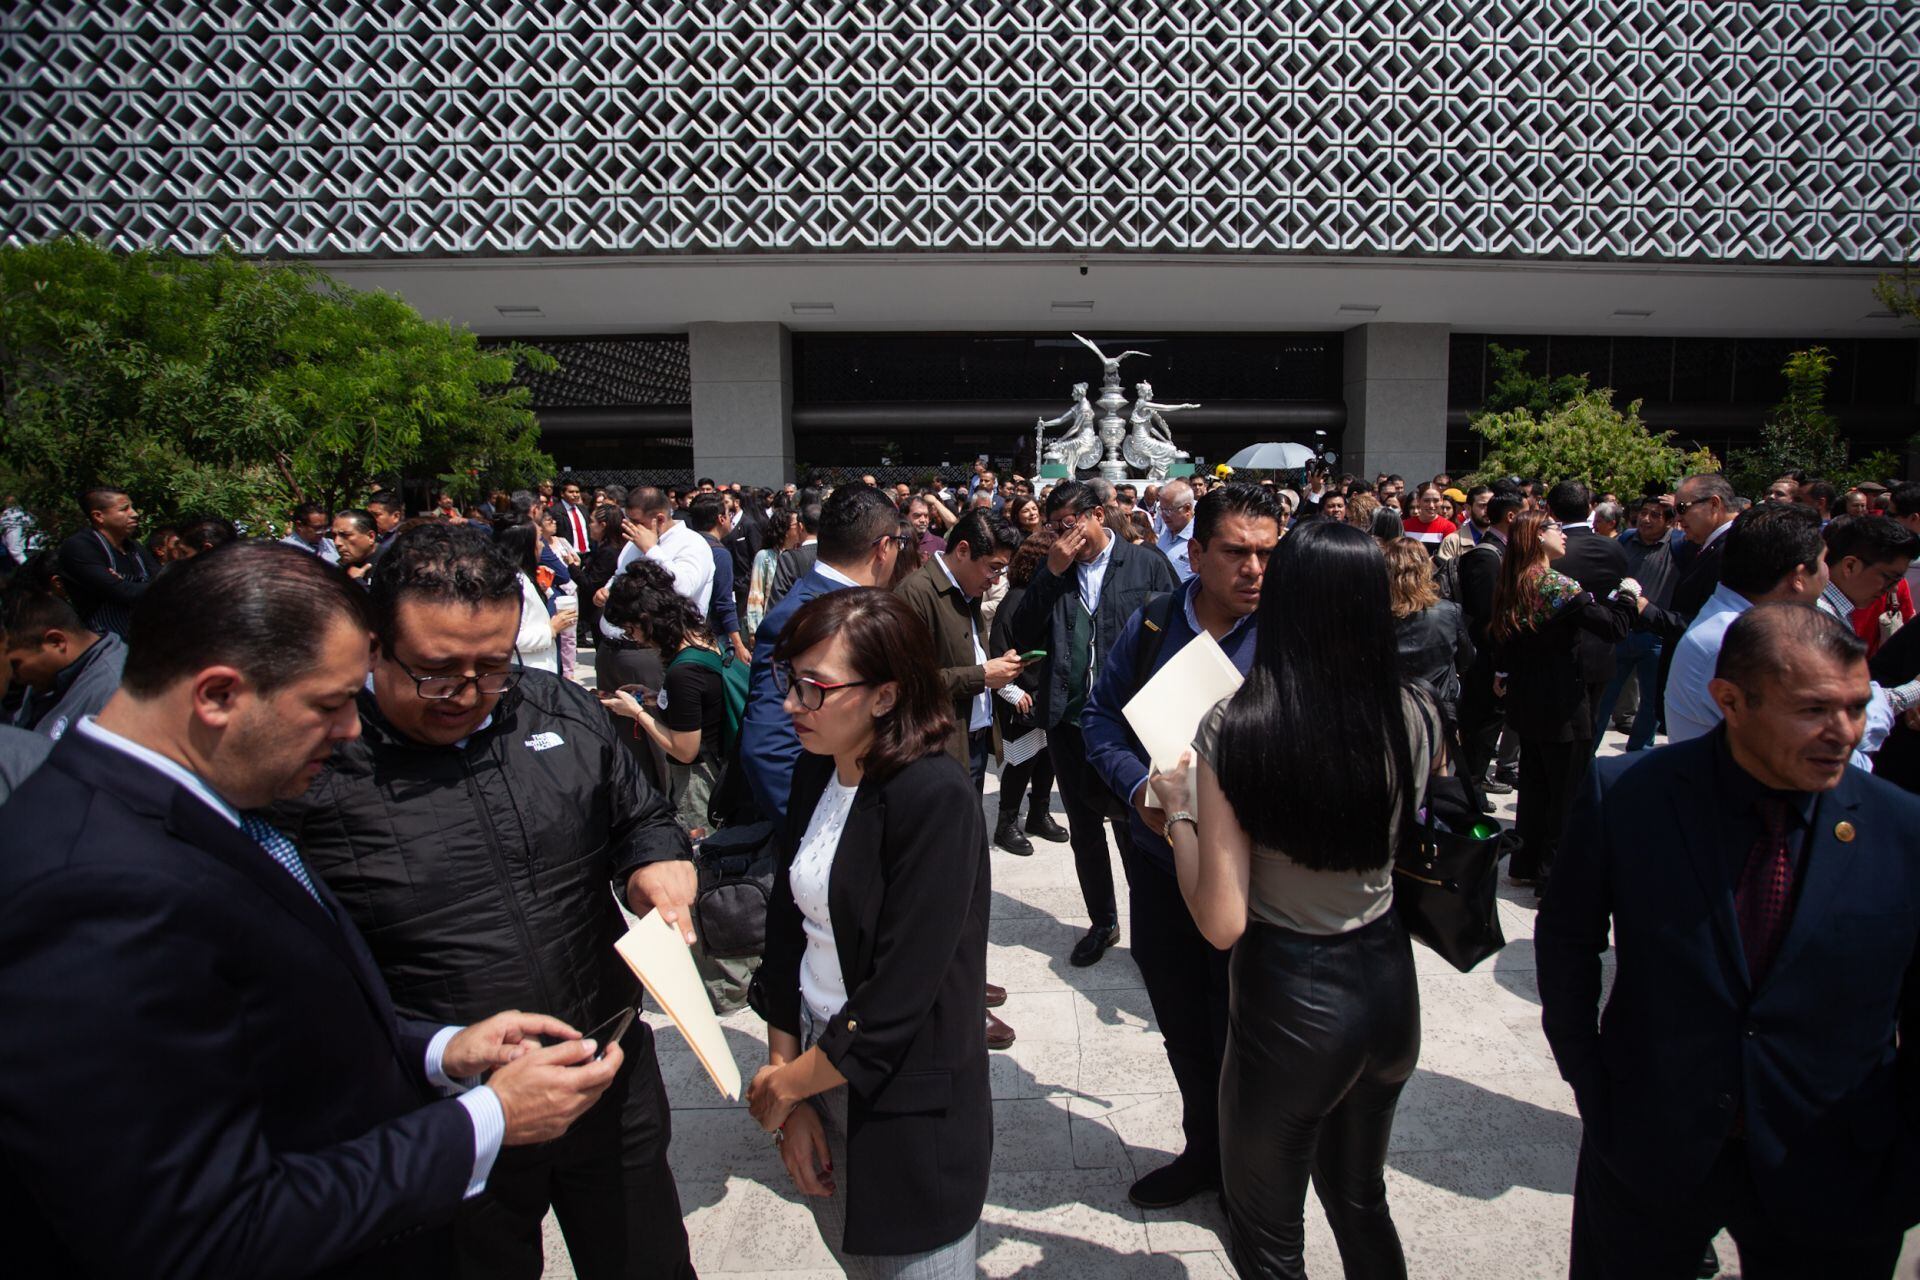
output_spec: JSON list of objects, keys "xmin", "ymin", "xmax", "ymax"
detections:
[{"xmin": 1167, "ymin": 810, "xmax": 1198, "ymax": 833}]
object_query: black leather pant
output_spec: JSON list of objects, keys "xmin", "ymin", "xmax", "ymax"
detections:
[{"xmin": 1220, "ymin": 911, "xmax": 1420, "ymax": 1280}]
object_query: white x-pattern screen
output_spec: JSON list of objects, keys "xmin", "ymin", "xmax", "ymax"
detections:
[{"xmin": 3, "ymin": 2, "xmax": 1915, "ymax": 263}]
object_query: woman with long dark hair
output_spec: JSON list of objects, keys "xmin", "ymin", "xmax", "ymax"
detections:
[
  {"xmin": 1149, "ymin": 520, "xmax": 1440, "ymax": 1280},
  {"xmin": 1488, "ymin": 509, "xmax": 1638, "ymax": 888},
  {"xmin": 746, "ymin": 588, "xmax": 991, "ymax": 1278},
  {"xmin": 987, "ymin": 528, "xmax": 1068, "ymax": 854},
  {"xmin": 493, "ymin": 519, "xmax": 573, "ymax": 675}
]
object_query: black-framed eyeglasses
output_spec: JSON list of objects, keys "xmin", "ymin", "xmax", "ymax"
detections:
[
  {"xmin": 393, "ymin": 652, "xmax": 523, "ymax": 700},
  {"xmin": 873, "ymin": 533, "xmax": 911, "ymax": 552},
  {"xmin": 1674, "ymin": 498, "xmax": 1701, "ymax": 515},
  {"xmin": 773, "ymin": 661, "xmax": 869, "ymax": 711}
]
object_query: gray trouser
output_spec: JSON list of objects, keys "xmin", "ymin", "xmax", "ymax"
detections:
[{"xmin": 798, "ymin": 1009, "xmax": 981, "ymax": 1279}]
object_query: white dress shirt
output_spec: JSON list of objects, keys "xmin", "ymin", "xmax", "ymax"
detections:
[
  {"xmin": 1077, "ymin": 533, "xmax": 1116, "ymax": 614},
  {"xmin": 70, "ymin": 716, "xmax": 504, "ymax": 1195},
  {"xmin": 1155, "ymin": 521, "xmax": 1194, "ymax": 582},
  {"xmin": 281, "ymin": 531, "xmax": 340, "ymax": 564},
  {"xmin": 790, "ymin": 774, "xmax": 859, "ymax": 1024},
  {"xmin": 935, "ymin": 554, "xmax": 992, "ymax": 732},
  {"xmin": 616, "ymin": 521, "xmax": 714, "ymax": 615}
]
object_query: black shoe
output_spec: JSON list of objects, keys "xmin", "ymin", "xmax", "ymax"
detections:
[
  {"xmin": 1025, "ymin": 812, "xmax": 1070, "ymax": 842},
  {"xmin": 1127, "ymin": 1155, "xmax": 1220, "ymax": 1209},
  {"xmin": 1483, "ymin": 772, "xmax": 1516, "ymax": 795},
  {"xmin": 1070, "ymin": 923, "xmax": 1120, "ymax": 967},
  {"xmin": 1697, "ymin": 1242, "xmax": 1720, "ymax": 1278},
  {"xmin": 995, "ymin": 819, "xmax": 1035, "ymax": 857}
]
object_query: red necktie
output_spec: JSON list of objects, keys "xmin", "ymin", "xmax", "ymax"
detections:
[
  {"xmin": 569, "ymin": 503, "xmax": 588, "ymax": 550},
  {"xmin": 1733, "ymin": 796, "xmax": 1796, "ymax": 984}
]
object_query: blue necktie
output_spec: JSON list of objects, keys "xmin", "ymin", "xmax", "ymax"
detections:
[{"xmin": 240, "ymin": 814, "xmax": 330, "ymax": 913}]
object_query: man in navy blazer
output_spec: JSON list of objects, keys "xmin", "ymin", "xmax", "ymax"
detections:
[
  {"xmin": 1538, "ymin": 602, "xmax": 1920, "ymax": 1278},
  {"xmin": 0, "ymin": 543, "xmax": 621, "ymax": 1278},
  {"xmin": 740, "ymin": 485, "xmax": 901, "ymax": 823}
]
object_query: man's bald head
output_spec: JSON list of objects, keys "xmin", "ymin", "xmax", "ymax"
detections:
[{"xmin": 1159, "ymin": 480, "xmax": 1196, "ymax": 533}]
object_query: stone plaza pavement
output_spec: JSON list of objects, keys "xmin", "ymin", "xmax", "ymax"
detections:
[{"xmin": 543, "ymin": 728, "xmax": 1920, "ymax": 1278}]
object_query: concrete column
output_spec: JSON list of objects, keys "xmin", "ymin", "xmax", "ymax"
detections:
[
  {"xmin": 1341, "ymin": 322, "xmax": 1449, "ymax": 482},
  {"xmin": 689, "ymin": 322, "xmax": 794, "ymax": 487}
]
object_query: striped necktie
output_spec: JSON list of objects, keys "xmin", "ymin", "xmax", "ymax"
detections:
[{"xmin": 1733, "ymin": 796, "xmax": 1795, "ymax": 984}]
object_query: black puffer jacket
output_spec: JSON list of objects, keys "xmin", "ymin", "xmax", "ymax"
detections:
[{"xmin": 272, "ymin": 671, "xmax": 691, "ymax": 1039}]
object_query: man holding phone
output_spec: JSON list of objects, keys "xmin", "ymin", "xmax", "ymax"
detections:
[{"xmin": 270, "ymin": 524, "xmax": 699, "ymax": 1280}]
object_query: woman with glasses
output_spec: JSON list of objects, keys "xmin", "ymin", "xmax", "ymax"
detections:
[
  {"xmin": 746, "ymin": 588, "xmax": 991, "ymax": 1279},
  {"xmin": 1490, "ymin": 509, "xmax": 1640, "ymax": 891},
  {"xmin": 1145, "ymin": 521, "xmax": 1441, "ymax": 1280}
]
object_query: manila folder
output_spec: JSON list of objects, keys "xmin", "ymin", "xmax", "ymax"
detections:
[
  {"xmin": 1122, "ymin": 629, "xmax": 1243, "ymax": 810},
  {"xmin": 614, "ymin": 911, "xmax": 743, "ymax": 1101}
]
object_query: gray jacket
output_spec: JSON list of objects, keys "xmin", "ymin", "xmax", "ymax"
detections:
[
  {"xmin": 0, "ymin": 727, "xmax": 50, "ymax": 802},
  {"xmin": 13, "ymin": 632, "xmax": 127, "ymax": 740}
]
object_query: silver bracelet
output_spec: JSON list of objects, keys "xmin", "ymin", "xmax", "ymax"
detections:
[{"xmin": 1167, "ymin": 810, "xmax": 1198, "ymax": 833}]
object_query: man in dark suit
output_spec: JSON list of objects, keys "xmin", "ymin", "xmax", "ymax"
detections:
[
  {"xmin": 54, "ymin": 486, "xmax": 160, "ymax": 638},
  {"xmin": 1457, "ymin": 485, "xmax": 1523, "ymax": 799},
  {"xmin": 740, "ymin": 486, "xmax": 900, "ymax": 824},
  {"xmin": 1668, "ymin": 472, "xmax": 1739, "ymax": 626},
  {"xmin": 0, "ymin": 543, "xmax": 620, "ymax": 1279},
  {"xmin": 555, "ymin": 478, "xmax": 594, "ymax": 553},
  {"xmin": 1548, "ymin": 480, "xmax": 1631, "ymax": 728},
  {"xmin": 1538, "ymin": 603, "xmax": 1920, "ymax": 1278},
  {"xmin": 1009, "ymin": 480, "xmax": 1178, "ymax": 967},
  {"xmin": 768, "ymin": 492, "xmax": 823, "ymax": 609}
]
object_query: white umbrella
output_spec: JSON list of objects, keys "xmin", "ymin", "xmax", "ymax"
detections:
[{"xmin": 1225, "ymin": 441, "xmax": 1317, "ymax": 470}]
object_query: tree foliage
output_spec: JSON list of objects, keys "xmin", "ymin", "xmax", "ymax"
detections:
[
  {"xmin": 1727, "ymin": 346, "xmax": 1845, "ymax": 496},
  {"xmin": 1483, "ymin": 342, "xmax": 1589, "ymax": 418},
  {"xmin": 1468, "ymin": 386, "xmax": 1719, "ymax": 499},
  {"xmin": 0, "ymin": 236, "xmax": 554, "ymax": 537}
]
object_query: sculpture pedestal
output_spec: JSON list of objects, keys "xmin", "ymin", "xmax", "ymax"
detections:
[{"xmin": 1097, "ymin": 459, "xmax": 1131, "ymax": 485}]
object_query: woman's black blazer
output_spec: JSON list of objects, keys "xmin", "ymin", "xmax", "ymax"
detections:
[
  {"xmin": 1495, "ymin": 590, "xmax": 1633, "ymax": 742},
  {"xmin": 750, "ymin": 749, "xmax": 991, "ymax": 1256}
]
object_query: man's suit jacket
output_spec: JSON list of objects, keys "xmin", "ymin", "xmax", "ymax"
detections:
[
  {"xmin": 1669, "ymin": 528, "xmax": 1728, "ymax": 628},
  {"xmin": 1537, "ymin": 731, "xmax": 1920, "ymax": 1239},
  {"xmin": 0, "ymin": 733, "xmax": 474, "ymax": 1278},
  {"xmin": 1007, "ymin": 534, "xmax": 1178, "ymax": 730},
  {"xmin": 740, "ymin": 564, "xmax": 845, "ymax": 822},
  {"xmin": 1550, "ymin": 526, "xmax": 1629, "ymax": 684},
  {"xmin": 892, "ymin": 557, "xmax": 995, "ymax": 768}
]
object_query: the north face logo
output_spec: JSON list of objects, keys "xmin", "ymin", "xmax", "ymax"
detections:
[{"xmin": 523, "ymin": 732, "xmax": 564, "ymax": 752}]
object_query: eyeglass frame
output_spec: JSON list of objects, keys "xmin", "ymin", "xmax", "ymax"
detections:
[
  {"xmin": 772, "ymin": 661, "xmax": 871, "ymax": 711},
  {"xmin": 391, "ymin": 650, "xmax": 525, "ymax": 700}
]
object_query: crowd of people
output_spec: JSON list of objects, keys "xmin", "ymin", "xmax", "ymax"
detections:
[{"xmin": 2, "ymin": 455, "xmax": 1919, "ymax": 1280}]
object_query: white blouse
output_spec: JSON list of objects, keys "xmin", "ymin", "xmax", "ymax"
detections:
[{"xmin": 790, "ymin": 773, "xmax": 859, "ymax": 1025}]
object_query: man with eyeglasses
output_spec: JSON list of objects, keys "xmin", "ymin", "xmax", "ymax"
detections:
[
  {"xmin": 1009, "ymin": 480, "xmax": 1179, "ymax": 968},
  {"xmin": 270, "ymin": 522, "xmax": 700, "ymax": 1280},
  {"xmin": 1153, "ymin": 479, "xmax": 1197, "ymax": 583}
]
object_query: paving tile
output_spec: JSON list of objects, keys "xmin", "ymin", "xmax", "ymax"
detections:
[
  {"xmin": 993, "ymin": 989, "xmax": 1082, "ymax": 1042},
  {"xmin": 978, "ymin": 1169, "xmax": 1149, "ymax": 1278},
  {"xmin": 714, "ymin": 1176, "xmax": 843, "ymax": 1273},
  {"xmin": 992, "ymin": 1096, "xmax": 1079, "ymax": 1172},
  {"xmin": 989, "ymin": 1037, "xmax": 1084, "ymax": 1100}
]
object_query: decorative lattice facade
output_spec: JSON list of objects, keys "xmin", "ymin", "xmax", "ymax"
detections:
[{"xmin": 3, "ymin": 2, "xmax": 1915, "ymax": 263}]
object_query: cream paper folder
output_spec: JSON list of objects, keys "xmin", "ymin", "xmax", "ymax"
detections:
[
  {"xmin": 614, "ymin": 911, "xmax": 742, "ymax": 1101},
  {"xmin": 1121, "ymin": 628, "xmax": 1244, "ymax": 810}
]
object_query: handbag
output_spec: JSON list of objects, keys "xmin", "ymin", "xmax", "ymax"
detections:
[
  {"xmin": 690, "ymin": 820, "xmax": 778, "ymax": 959},
  {"xmin": 1393, "ymin": 769, "xmax": 1508, "ymax": 973}
]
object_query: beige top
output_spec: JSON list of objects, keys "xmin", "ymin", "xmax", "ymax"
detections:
[{"xmin": 1192, "ymin": 687, "xmax": 1437, "ymax": 936}]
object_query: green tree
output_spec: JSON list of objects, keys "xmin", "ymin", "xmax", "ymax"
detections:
[
  {"xmin": 1468, "ymin": 386, "xmax": 1719, "ymax": 498},
  {"xmin": 1728, "ymin": 346, "xmax": 1847, "ymax": 497},
  {"xmin": 0, "ymin": 236, "xmax": 554, "ymax": 538},
  {"xmin": 1483, "ymin": 342, "xmax": 1589, "ymax": 417}
]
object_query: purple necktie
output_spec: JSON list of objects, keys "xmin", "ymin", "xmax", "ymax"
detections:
[{"xmin": 1733, "ymin": 796, "xmax": 1795, "ymax": 984}]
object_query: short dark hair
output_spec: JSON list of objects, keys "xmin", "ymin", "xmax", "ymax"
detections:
[
  {"xmin": 817, "ymin": 486, "xmax": 900, "ymax": 565},
  {"xmin": 686, "ymin": 493, "xmax": 727, "ymax": 534},
  {"xmin": 1720, "ymin": 503, "xmax": 1826, "ymax": 596},
  {"xmin": 366, "ymin": 522, "xmax": 521, "ymax": 655},
  {"xmin": 177, "ymin": 515, "xmax": 239, "ymax": 554},
  {"xmin": 364, "ymin": 492, "xmax": 405, "ymax": 517},
  {"xmin": 1715, "ymin": 602, "xmax": 1865, "ymax": 698},
  {"xmin": 603, "ymin": 559, "xmax": 709, "ymax": 653},
  {"xmin": 291, "ymin": 502, "xmax": 328, "ymax": 524},
  {"xmin": 1485, "ymin": 488, "xmax": 1525, "ymax": 526},
  {"xmin": 333, "ymin": 509, "xmax": 377, "ymax": 537},
  {"xmin": 120, "ymin": 543, "xmax": 372, "ymax": 697},
  {"xmin": 1823, "ymin": 514, "xmax": 1920, "ymax": 569},
  {"xmin": 1889, "ymin": 482, "xmax": 1920, "ymax": 519},
  {"xmin": 629, "ymin": 486, "xmax": 671, "ymax": 519},
  {"xmin": 771, "ymin": 588, "xmax": 953, "ymax": 783},
  {"xmin": 697, "ymin": 476, "xmax": 716, "ymax": 488},
  {"xmin": 79, "ymin": 486, "xmax": 128, "ymax": 516},
  {"xmin": 1546, "ymin": 481, "xmax": 1593, "ymax": 523},
  {"xmin": 945, "ymin": 512, "xmax": 1021, "ymax": 559},
  {"xmin": 1193, "ymin": 483, "xmax": 1282, "ymax": 546},
  {"xmin": 1042, "ymin": 480, "xmax": 1103, "ymax": 520},
  {"xmin": 1803, "ymin": 480, "xmax": 1838, "ymax": 512},
  {"xmin": 1, "ymin": 584, "xmax": 87, "ymax": 643}
]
